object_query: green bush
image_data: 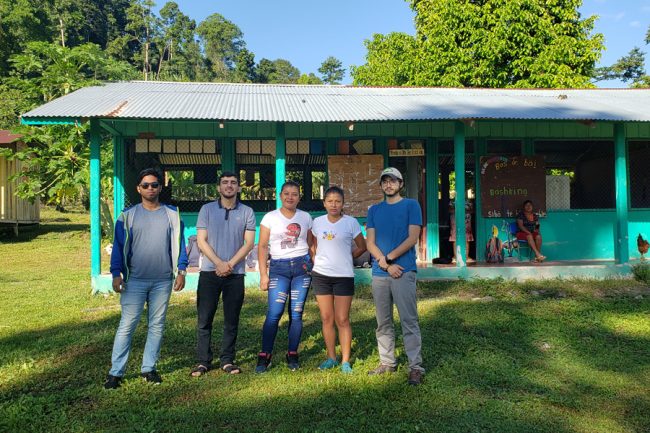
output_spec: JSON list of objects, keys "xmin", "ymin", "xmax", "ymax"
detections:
[{"xmin": 632, "ymin": 262, "xmax": 650, "ymax": 284}]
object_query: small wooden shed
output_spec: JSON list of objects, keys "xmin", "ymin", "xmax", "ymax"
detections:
[{"xmin": 0, "ymin": 130, "xmax": 40, "ymax": 234}]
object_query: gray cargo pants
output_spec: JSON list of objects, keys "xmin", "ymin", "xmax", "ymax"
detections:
[{"xmin": 371, "ymin": 271, "xmax": 424, "ymax": 372}]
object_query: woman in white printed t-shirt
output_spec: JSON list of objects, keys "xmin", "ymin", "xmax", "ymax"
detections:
[
  {"xmin": 310, "ymin": 186, "xmax": 366, "ymax": 373},
  {"xmin": 255, "ymin": 180, "xmax": 314, "ymax": 373}
]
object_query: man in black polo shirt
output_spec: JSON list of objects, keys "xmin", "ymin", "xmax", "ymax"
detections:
[{"xmin": 190, "ymin": 171, "xmax": 256, "ymax": 376}]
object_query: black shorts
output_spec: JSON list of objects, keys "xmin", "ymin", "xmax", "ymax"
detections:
[{"xmin": 311, "ymin": 271, "xmax": 355, "ymax": 296}]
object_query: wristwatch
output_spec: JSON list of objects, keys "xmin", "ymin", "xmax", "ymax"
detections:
[
  {"xmin": 177, "ymin": 270, "xmax": 187, "ymax": 276},
  {"xmin": 385, "ymin": 257, "xmax": 395, "ymax": 265}
]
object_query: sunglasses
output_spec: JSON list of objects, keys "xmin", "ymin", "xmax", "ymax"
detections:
[{"xmin": 139, "ymin": 182, "xmax": 160, "ymax": 189}]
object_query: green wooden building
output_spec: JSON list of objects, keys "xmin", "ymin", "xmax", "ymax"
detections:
[{"xmin": 20, "ymin": 82, "xmax": 650, "ymax": 293}]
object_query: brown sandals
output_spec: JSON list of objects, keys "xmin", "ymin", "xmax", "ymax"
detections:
[
  {"xmin": 190, "ymin": 364, "xmax": 210, "ymax": 377},
  {"xmin": 221, "ymin": 363, "xmax": 241, "ymax": 374}
]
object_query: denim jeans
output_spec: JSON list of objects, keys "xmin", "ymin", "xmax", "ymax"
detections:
[
  {"xmin": 196, "ymin": 272, "xmax": 245, "ymax": 367},
  {"xmin": 109, "ymin": 278, "xmax": 173, "ymax": 377},
  {"xmin": 261, "ymin": 255, "xmax": 312, "ymax": 353}
]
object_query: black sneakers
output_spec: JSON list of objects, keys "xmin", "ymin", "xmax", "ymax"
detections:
[
  {"xmin": 103, "ymin": 375, "xmax": 122, "ymax": 389},
  {"xmin": 286, "ymin": 352, "xmax": 300, "ymax": 371},
  {"xmin": 255, "ymin": 352, "xmax": 272, "ymax": 373},
  {"xmin": 140, "ymin": 370, "xmax": 163, "ymax": 384}
]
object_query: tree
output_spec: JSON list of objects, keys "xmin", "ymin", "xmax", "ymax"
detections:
[
  {"xmin": 1, "ymin": 42, "xmax": 134, "ymax": 208},
  {"xmin": 297, "ymin": 73, "xmax": 322, "ymax": 85},
  {"xmin": 6, "ymin": 42, "xmax": 135, "ymax": 104},
  {"xmin": 352, "ymin": 0, "xmax": 604, "ymax": 88},
  {"xmin": 0, "ymin": 0, "xmax": 131, "ymax": 75},
  {"xmin": 254, "ymin": 58, "xmax": 301, "ymax": 84},
  {"xmin": 594, "ymin": 48, "xmax": 645, "ymax": 83},
  {"xmin": 0, "ymin": 85, "xmax": 33, "ymax": 130},
  {"xmin": 155, "ymin": 1, "xmax": 205, "ymax": 81},
  {"xmin": 106, "ymin": 0, "xmax": 160, "ymax": 80},
  {"xmin": 232, "ymin": 48, "xmax": 256, "ymax": 83},
  {"xmin": 0, "ymin": 0, "xmax": 51, "ymax": 75},
  {"xmin": 254, "ymin": 58, "xmax": 276, "ymax": 83},
  {"xmin": 350, "ymin": 33, "xmax": 418, "ymax": 86},
  {"xmin": 318, "ymin": 56, "xmax": 345, "ymax": 84},
  {"xmin": 196, "ymin": 13, "xmax": 245, "ymax": 80},
  {"xmin": 268, "ymin": 59, "xmax": 300, "ymax": 83},
  {"xmin": 594, "ymin": 25, "xmax": 650, "ymax": 88}
]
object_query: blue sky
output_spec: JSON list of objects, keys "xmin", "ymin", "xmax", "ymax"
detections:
[{"xmin": 171, "ymin": 0, "xmax": 649, "ymax": 86}]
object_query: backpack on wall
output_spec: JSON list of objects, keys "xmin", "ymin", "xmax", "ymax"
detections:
[{"xmin": 485, "ymin": 236, "xmax": 504, "ymax": 263}]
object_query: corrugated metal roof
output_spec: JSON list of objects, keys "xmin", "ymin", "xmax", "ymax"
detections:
[
  {"xmin": 0, "ymin": 130, "xmax": 22, "ymax": 144},
  {"xmin": 20, "ymin": 81, "xmax": 650, "ymax": 123}
]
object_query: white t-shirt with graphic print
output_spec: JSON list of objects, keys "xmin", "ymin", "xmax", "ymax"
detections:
[
  {"xmin": 260, "ymin": 209, "xmax": 312, "ymax": 259},
  {"xmin": 311, "ymin": 215, "xmax": 362, "ymax": 278}
]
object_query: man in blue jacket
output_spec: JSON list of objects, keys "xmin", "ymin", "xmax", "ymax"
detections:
[{"xmin": 104, "ymin": 168, "xmax": 188, "ymax": 389}]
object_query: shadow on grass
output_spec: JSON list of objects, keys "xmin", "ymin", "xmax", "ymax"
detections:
[
  {"xmin": 0, "ymin": 222, "xmax": 89, "ymax": 244},
  {"xmin": 2, "ymin": 288, "xmax": 650, "ymax": 433}
]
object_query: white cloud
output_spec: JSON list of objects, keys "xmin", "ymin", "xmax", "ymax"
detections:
[{"xmin": 629, "ymin": 20, "xmax": 641, "ymax": 27}]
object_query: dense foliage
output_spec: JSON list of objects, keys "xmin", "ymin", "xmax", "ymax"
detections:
[
  {"xmin": 0, "ymin": 0, "xmax": 341, "ymax": 208},
  {"xmin": 352, "ymin": 0, "xmax": 605, "ymax": 88}
]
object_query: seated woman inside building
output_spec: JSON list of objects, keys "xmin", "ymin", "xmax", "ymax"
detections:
[{"xmin": 516, "ymin": 200, "xmax": 546, "ymax": 262}]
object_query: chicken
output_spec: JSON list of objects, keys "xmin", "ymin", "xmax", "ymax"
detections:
[{"xmin": 638, "ymin": 234, "xmax": 650, "ymax": 260}]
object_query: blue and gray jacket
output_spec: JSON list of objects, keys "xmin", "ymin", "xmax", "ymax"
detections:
[{"xmin": 110, "ymin": 204, "xmax": 189, "ymax": 281}]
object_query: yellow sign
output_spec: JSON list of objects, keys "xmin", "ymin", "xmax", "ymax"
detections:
[{"xmin": 388, "ymin": 148, "xmax": 425, "ymax": 157}]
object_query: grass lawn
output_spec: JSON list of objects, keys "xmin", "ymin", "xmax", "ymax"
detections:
[{"xmin": 1, "ymin": 207, "xmax": 650, "ymax": 433}]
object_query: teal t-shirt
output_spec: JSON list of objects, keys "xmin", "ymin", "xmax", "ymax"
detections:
[{"xmin": 366, "ymin": 198, "xmax": 422, "ymax": 276}]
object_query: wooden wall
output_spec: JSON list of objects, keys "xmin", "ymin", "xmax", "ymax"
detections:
[{"xmin": 0, "ymin": 142, "xmax": 40, "ymax": 224}]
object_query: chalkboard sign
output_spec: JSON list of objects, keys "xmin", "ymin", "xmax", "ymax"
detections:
[{"xmin": 480, "ymin": 156, "xmax": 546, "ymax": 217}]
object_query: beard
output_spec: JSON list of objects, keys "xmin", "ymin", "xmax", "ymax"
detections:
[
  {"xmin": 383, "ymin": 189, "xmax": 399, "ymax": 198},
  {"xmin": 220, "ymin": 190, "xmax": 237, "ymax": 199}
]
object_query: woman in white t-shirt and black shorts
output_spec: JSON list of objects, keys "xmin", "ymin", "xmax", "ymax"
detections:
[
  {"xmin": 311, "ymin": 186, "xmax": 366, "ymax": 373},
  {"xmin": 255, "ymin": 180, "xmax": 314, "ymax": 373}
]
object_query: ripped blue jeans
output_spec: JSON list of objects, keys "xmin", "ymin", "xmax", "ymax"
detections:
[{"xmin": 261, "ymin": 255, "xmax": 312, "ymax": 353}]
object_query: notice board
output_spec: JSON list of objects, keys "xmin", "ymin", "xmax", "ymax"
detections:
[
  {"xmin": 480, "ymin": 156, "xmax": 546, "ymax": 217},
  {"xmin": 328, "ymin": 154, "xmax": 384, "ymax": 217}
]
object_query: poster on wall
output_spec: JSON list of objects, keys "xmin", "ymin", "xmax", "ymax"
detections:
[
  {"xmin": 328, "ymin": 154, "xmax": 384, "ymax": 217},
  {"xmin": 480, "ymin": 156, "xmax": 546, "ymax": 218}
]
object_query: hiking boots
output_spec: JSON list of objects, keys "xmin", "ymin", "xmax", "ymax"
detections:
[{"xmin": 407, "ymin": 369, "xmax": 424, "ymax": 386}]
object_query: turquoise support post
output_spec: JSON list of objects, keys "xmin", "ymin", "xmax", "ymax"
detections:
[
  {"xmin": 112, "ymin": 136, "xmax": 125, "ymax": 220},
  {"xmin": 222, "ymin": 137, "xmax": 235, "ymax": 172},
  {"xmin": 325, "ymin": 138, "xmax": 336, "ymax": 187},
  {"xmin": 522, "ymin": 138, "xmax": 534, "ymax": 156},
  {"xmin": 614, "ymin": 122, "xmax": 629, "ymax": 264},
  {"xmin": 474, "ymin": 138, "xmax": 487, "ymax": 261},
  {"xmin": 275, "ymin": 123, "xmax": 286, "ymax": 209},
  {"xmin": 425, "ymin": 138, "xmax": 439, "ymax": 260},
  {"xmin": 327, "ymin": 139, "xmax": 337, "ymax": 155},
  {"xmin": 454, "ymin": 121, "xmax": 466, "ymax": 267},
  {"xmin": 90, "ymin": 119, "xmax": 102, "ymax": 289},
  {"xmin": 378, "ymin": 137, "xmax": 389, "ymax": 168}
]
